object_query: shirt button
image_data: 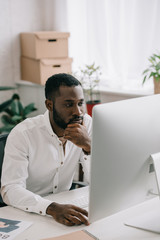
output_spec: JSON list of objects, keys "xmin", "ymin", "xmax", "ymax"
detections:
[
  {"xmin": 61, "ymin": 162, "xmax": 63, "ymax": 165},
  {"xmin": 39, "ymin": 211, "xmax": 42, "ymax": 214},
  {"xmin": 55, "ymin": 186, "xmax": 57, "ymax": 189},
  {"xmin": 59, "ymin": 143, "xmax": 62, "ymax": 146},
  {"xmin": 26, "ymin": 208, "xmax": 28, "ymax": 210},
  {"xmin": 84, "ymin": 157, "xmax": 87, "ymax": 160}
]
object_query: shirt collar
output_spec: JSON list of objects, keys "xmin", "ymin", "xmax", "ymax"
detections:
[{"xmin": 44, "ymin": 110, "xmax": 57, "ymax": 137}]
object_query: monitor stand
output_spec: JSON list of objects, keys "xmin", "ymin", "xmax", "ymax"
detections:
[{"xmin": 124, "ymin": 152, "xmax": 160, "ymax": 233}]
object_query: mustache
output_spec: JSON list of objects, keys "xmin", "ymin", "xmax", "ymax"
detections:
[{"xmin": 68, "ymin": 116, "xmax": 83, "ymax": 124}]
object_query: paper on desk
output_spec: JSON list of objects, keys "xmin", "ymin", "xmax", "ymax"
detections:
[
  {"xmin": 41, "ymin": 229, "xmax": 99, "ymax": 240},
  {"xmin": 0, "ymin": 217, "xmax": 32, "ymax": 240}
]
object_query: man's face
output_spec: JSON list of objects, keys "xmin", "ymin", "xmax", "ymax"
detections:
[{"xmin": 51, "ymin": 85, "xmax": 85, "ymax": 129}]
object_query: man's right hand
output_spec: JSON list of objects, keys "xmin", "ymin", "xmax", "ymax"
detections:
[{"xmin": 46, "ymin": 202, "xmax": 89, "ymax": 226}]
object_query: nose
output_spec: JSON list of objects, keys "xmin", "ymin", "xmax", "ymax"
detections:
[{"xmin": 73, "ymin": 105, "xmax": 82, "ymax": 116}]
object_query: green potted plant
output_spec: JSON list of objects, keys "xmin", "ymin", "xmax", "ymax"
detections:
[
  {"xmin": 79, "ymin": 62, "xmax": 101, "ymax": 116},
  {"xmin": 142, "ymin": 52, "xmax": 160, "ymax": 94},
  {"xmin": 0, "ymin": 93, "xmax": 37, "ymax": 133},
  {"xmin": 0, "ymin": 86, "xmax": 16, "ymax": 113}
]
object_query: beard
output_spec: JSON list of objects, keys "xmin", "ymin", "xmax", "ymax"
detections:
[{"xmin": 52, "ymin": 106, "xmax": 68, "ymax": 129}]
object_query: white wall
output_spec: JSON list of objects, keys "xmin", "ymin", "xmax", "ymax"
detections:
[{"xmin": 0, "ymin": 0, "xmax": 55, "ymax": 107}]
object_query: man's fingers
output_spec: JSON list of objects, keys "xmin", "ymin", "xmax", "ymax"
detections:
[
  {"xmin": 69, "ymin": 208, "xmax": 89, "ymax": 226},
  {"xmin": 62, "ymin": 218, "xmax": 75, "ymax": 226},
  {"xmin": 64, "ymin": 128, "xmax": 82, "ymax": 137},
  {"xmin": 65, "ymin": 128, "xmax": 78, "ymax": 133},
  {"xmin": 72, "ymin": 205, "xmax": 88, "ymax": 217},
  {"xmin": 67, "ymin": 123, "xmax": 81, "ymax": 128},
  {"xmin": 65, "ymin": 127, "xmax": 82, "ymax": 134},
  {"xmin": 67, "ymin": 215, "xmax": 82, "ymax": 225}
]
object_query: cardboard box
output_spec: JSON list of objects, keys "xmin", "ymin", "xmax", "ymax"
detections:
[
  {"xmin": 20, "ymin": 31, "xmax": 70, "ymax": 59},
  {"xmin": 21, "ymin": 57, "xmax": 73, "ymax": 85}
]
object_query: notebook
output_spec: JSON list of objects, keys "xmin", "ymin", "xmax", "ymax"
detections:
[{"xmin": 41, "ymin": 230, "xmax": 99, "ymax": 240}]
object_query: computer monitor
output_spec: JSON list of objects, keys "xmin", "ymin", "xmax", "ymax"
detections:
[{"xmin": 89, "ymin": 94, "xmax": 160, "ymax": 224}]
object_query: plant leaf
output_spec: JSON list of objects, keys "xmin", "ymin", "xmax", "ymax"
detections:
[
  {"xmin": 0, "ymin": 99, "xmax": 13, "ymax": 113},
  {"xmin": 142, "ymin": 69, "xmax": 149, "ymax": 75},
  {"xmin": 23, "ymin": 103, "xmax": 37, "ymax": 116},
  {"xmin": 11, "ymin": 115, "xmax": 23, "ymax": 122},
  {"xmin": 0, "ymin": 124, "xmax": 15, "ymax": 133},
  {"xmin": 153, "ymin": 54, "xmax": 160, "ymax": 59},
  {"xmin": 1, "ymin": 115, "xmax": 16, "ymax": 125},
  {"xmin": 142, "ymin": 75, "xmax": 147, "ymax": 84},
  {"xmin": 4, "ymin": 108, "xmax": 15, "ymax": 116},
  {"xmin": 156, "ymin": 62, "xmax": 160, "ymax": 71}
]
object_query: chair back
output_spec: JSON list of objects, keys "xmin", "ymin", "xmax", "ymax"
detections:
[{"xmin": 0, "ymin": 133, "xmax": 8, "ymax": 207}]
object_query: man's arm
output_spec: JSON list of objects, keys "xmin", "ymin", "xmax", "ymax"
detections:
[
  {"xmin": 1, "ymin": 130, "xmax": 52, "ymax": 215},
  {"xmin": 64, "ymin": 114, "xmax": 92, "ymax": 183}
]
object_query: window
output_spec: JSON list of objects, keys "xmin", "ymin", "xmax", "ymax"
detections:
[{"xmin": 65, "ymin": 0, "xmax": 160, "ymax": 91}]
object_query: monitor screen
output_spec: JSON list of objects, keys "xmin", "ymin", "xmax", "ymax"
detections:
[{"xmin": 89, "ymin": 94, "xmax": 160, "ymax": 223}]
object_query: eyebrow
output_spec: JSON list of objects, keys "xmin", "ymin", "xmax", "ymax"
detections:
[{"xmin": 64, "ymin": 99, "xmax": 84, "ymax": 102}]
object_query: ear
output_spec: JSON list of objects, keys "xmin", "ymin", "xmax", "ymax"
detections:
[{"xmin": 45, "ymin": 99, "xmax": 53, "ymax": 111}]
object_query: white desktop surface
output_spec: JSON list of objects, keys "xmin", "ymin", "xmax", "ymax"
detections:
[{"xmin": 0, "ymin": 187, "xmax": 160, "ymax": 240}]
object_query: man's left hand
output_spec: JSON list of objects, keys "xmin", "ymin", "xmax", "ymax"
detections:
[{"xmin": 64, "ymin": 123, "xmax": 91, "ymax": 154}]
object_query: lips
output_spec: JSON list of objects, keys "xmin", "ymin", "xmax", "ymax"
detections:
[
  {"xmin": 71, "ymin": 120, "xmax": 82, "ymax": 124},
  {"xmin": 69, "ymin": 117, "xmax": 83, "ymax": 124}
]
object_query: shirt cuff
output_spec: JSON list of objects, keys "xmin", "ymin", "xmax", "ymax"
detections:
[{"xmin": 26, "ymin": 197, "xmax": 52, "ymax": 216}]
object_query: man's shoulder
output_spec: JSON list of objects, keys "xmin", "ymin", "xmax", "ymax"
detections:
[
  {"xmin": 11, "ymin": 113, "xmax": 46, "ymax": 133},
  {"xmin": 6, "ymin": 113, "xmax": 48, "ymax": 146}
]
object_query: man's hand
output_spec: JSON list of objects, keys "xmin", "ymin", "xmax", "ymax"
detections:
[
  {"xmin": 64, "ymin": 123, "xmax": 91, "ymax": 154},
  {"xmin": 46, "ymin": 202, "xmax": 89, "ymax": 226}
]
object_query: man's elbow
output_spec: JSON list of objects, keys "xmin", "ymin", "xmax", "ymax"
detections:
[{"xmin": 1, "ymin": 186, "xmax": 10, "ymax": 205}]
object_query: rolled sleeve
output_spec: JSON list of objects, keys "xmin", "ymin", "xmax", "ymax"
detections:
[
  {"xmin": 80, "ymin": 153, "xmax": 91, "ymax": 183},
  {"xmin": 25, "ymin": 197, "xmax": 52, "ymax": 215},
  {"xmin": 1, "ymin": 186, "xmax": 52, "ymax": 216}
]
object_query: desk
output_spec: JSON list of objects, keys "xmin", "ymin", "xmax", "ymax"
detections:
[{"xmin": 0, "ymin": 187, "xmax": 160, "ymax": 240}]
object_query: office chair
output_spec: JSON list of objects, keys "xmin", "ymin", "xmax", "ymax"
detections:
[
  {"xmin": 0, "ymin": 133, "xmax": 8, "ymax": 207},
  {"xmin": 70, "ymin": 163, "xmax": 88, "ymax": 190}
]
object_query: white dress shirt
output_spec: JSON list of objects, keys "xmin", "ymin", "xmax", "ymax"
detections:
[{"xmin": 1, "ymin": 111, "xmax": 92, "ymax": 215}]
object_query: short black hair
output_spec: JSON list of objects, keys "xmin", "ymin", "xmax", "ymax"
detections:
[{"xmin": 45, "ymin": 73, "xmax": 82, "ymax": 100}]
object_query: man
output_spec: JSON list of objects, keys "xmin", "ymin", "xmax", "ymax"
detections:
[{"xmin": 1, "ymin": 73, "xmax": 92, "ymax": 226}]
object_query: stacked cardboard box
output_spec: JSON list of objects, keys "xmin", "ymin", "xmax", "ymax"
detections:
[{"xmin": 20, "ymin": 31, "xmax": 72, "ymax": 85}]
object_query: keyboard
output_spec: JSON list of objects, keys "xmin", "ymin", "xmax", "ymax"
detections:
[
  {"xmin": 62, "ymin": 195, "xmax": 89, "ymax": 209},
  {"xmin": 44, "ymin": 186, "xmax": 89, "ymax": 209}
]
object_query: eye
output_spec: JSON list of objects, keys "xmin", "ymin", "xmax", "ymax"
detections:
[
  {"xmin": 65, "ymin": 103, "xmax": 73, "ymax": 107},
  {"xmin": 78, "ymin": 101, "xmax": 84, "ymax": 106}
]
